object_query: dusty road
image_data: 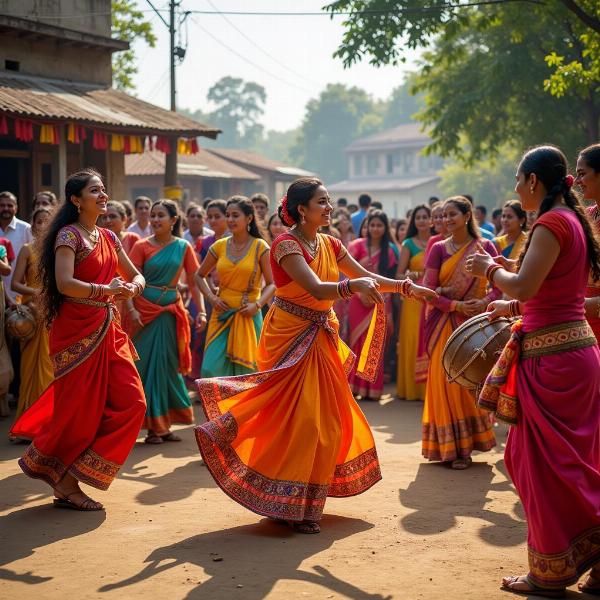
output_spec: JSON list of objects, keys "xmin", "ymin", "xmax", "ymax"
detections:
[{"xmin": 0, "ymin": 390, "xmax": 578, "ymax": 599}]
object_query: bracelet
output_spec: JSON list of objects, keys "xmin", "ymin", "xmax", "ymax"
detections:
[
  {"xmin": 89, "ymin": 282, "xmax": 107, "ymax": 299},
  {"xmin": 198, "ymin": 312, "xmax": 207, "ymax": 317},
  {"xmin": 485, "ymin": 264, "xmax": 502, "ymax": 284},
  {"xmin": 395, "ymin": 278, "xmax": 413, "ymax": 297},
  {"xmin": 508, "ymin": 300, "xmax": 521, "ymax": 318},
  {"xmin": 337, "ymin": 279, "xmax": 353, "ymax": 299}
]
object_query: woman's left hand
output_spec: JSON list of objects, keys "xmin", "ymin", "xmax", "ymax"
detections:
[
  {"xmin": 462, "ymin": 298, "xmax": 487, "ymax": 316},
  {"xmin": 465, "ymin": 249, "xmax": 495, "ymax": 277},
  {"xmin": 195, "ymin": 313, "xmax": 208, "ymax": 332},
  {"xmin": 239, "ymin": 302, "xmax": 260, "ymax": 318},
  {"xmin": 411, "ymin": 284, "xmax": 438, "ymax": 302}
]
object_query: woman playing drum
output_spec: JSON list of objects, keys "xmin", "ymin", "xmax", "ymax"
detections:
[{"xmin": 467, "ymin": 145, "xmax": 600, "ymax": 597}]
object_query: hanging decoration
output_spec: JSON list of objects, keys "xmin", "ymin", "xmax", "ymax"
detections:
[
  {"xmin": 125, "ymin": 136, "xmax": 144, "ymax": 154},
  {"xmin": 92, "ymin": 130, "xmax": 108, "ymax": 150},
  {"xmin": 40, "ymin": 123, "xmax": 59, "ymax": 144},
  {"xmin": 155, "ymin": 136, "xmax": 171, "ymax": 154},
  {"xmin": 0, "ymin": 116, "xmax": 8, "ymax": 135},
  {"xmin": 147, "ymin": 136, "xmax": 155, "ymax": 152},
  {"xmin": 14, "ymin": 119, "xmax": 34, "ymax": 142},
  {"xmin": 177, "ymin": 137, "xmax": 199, "ymax": 155},
  {"xmin": 67, "ymin": 123, "xmax": 87, "ymax": 144},
  {"xmin": 110, "ymin": 134, "xmax": 124, "ymax": 152}
]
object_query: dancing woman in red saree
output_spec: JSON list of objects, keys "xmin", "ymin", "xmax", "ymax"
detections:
[
  {"xmin": 11, "ymin": 170, "xmax": 146, "ymax": 511},
  {"xmin": 195, "ymin": 178, "xmax": 437, "ymax": 533},
  {"xmin": 468, "ymin": 146, "xmax": 600, "ymax": 598}
]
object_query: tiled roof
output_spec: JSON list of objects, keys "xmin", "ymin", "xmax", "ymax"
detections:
[
  {"xmin": 327, "ymin": 175, "xmax": 440, "ymax": 192},
  {"xmin": 346, "ymin": 124, "xmax": 430, "ymax": 152},
  {"xmin": 125, "ymin": 149, "xmax": 260, "ymax": 180},
  {"xmin": 206, "ymin": 148, "xmax": 315, "ymax": 177},
  {"xmin": 0, "ymin": 71, "xmax": 221, "ymax": 138}
]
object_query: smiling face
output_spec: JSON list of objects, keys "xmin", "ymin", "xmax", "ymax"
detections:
[
  {"xmin": 431, "ymin": 206, "xmax": 445, "ymax": 234},
  {"xmin": 576, "ymin": 156, "xmax": 600, "ymax": 201},
  {"xmin": 514, "ymin": 169, "xmax": 543, "ymax": 212},
  {"xmin": 501, "ymin": 206, "xmax": 525, "ymax": 236},
  {"xmin": 150, "ymin": 203, "xmax": 177, "ymax": 236},
  {"xmin": 297, "ymin": 185, "xmax": 333, "ymax": 228},
  {"xmin": 71, "ymin": 176, "xmax": 108, "ymax": 218},
  {"xmin": 0, "ymin": 194, "xmax": 16, "ymax": 223},
  {"xmin": 32, "ymin": 210, "xmax": 51, "ymax": 237},
  {"xmin": 268, "ymin": 214, "xmax": 286, "ymax": 238},
  {"xmin": 226, "ymin": 202, "xmax": 252, "ymax": 234},
  {"xmin": 414, "ymin": 207, "xmax": 432, "ymax": 233},
  {"xmin": 102, "ymin": 206, "xmax": 126, "ymax": 234},
  {"xmin": 443, "ymin": 202, "xmax": 470, "ymax": 235}
]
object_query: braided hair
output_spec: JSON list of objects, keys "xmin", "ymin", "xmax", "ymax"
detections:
[{"xmin": 517, "ymin": 145, "xmax": 600, "ymax": 281}]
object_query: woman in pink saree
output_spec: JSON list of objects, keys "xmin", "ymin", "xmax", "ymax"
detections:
[
  {"xmin": 347, "ymin": 210, "xmax": 397, "ymax": 400},
  {"xmin": 468, "ymin": 145, "xmax": 600, "ymax": 597}
]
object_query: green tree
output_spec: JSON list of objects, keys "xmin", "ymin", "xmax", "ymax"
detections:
[
  {"xmin": 290, "ymin": 83, "xmax": 378, "ymax": 183},
  {"xmin": 325, "ymin": 1, "xmax": 600, "ymax": 162},
  {"xmin": 111, "ymin": 0, "xmax": 156, "ymax": 91},
  {"xmin": 206, "ymin": 77, "xmax": 267, "ymax": 148}
]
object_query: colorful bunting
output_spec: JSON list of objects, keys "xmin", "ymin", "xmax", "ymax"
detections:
[
  {"xmin": 0, "ymin": 116, "xmax": 8, "ymax": 135},
  {"xmin": 14, "ymin": 119, "xmax": 34, "ymax": 142},
  {"xmin": 40, "ymin": 123, "xmax": 59, "ymax": 144}
]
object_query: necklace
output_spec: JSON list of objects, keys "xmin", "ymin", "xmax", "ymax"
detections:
[
  {"xmin": 449, "ymin": 236, "xmax": 471, "ymax": 253},
  {"xmin": 77, "ymin": 222, "xmax": 99, "ymax": 244},
  {"xmin": 153, "ymin": 234, "xmax": 174, "ymax": 247},
  {"xmin": 229, "ymin": 236, "xmax": 251, "ymax": 254},
  {"xmin": 293, "ymin": 227, "xmax": 319, "ymax": 256}
]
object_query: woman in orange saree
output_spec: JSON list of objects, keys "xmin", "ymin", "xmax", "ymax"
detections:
[
  {"xmin": 422, "ymin": 196, "xmax": 500, "ymax": 469},
  {"xmin": 195, "ymin": 178, "xmax": 437, "ymax": 533},
  {"xmin": 11, "ymin": 169, "xmax": 146, "ymax": 511}
]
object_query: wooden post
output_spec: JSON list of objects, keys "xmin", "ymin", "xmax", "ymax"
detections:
[{"xmin": 57, "ymin": 124, "xmax": 67, "ymax": 199}]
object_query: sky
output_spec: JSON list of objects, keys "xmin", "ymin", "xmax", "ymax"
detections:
[{"xmin": 131, "ymin": 0, "xmax": 421, "ymax": 132}]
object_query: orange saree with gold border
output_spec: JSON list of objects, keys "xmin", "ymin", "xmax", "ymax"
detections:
[{"xmin": 195, "ymin": 233, "xmax": 382, "ymax": 522}]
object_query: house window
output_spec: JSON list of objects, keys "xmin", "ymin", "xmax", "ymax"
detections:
[
  {"xmin": 353, "ymin": 155, "xmax": 363, "ymax": 176},
  {"xmin": 418, "ymin": 155, "xmax": 430, "ymax": 173},
  {"xmin": 367, "ymin": 154, "xmax": 379, "ymax": 175},
  {"xmin": 403, "ymin": 153, "xmax": 415, "ymax": 173},
  {"xmin": 386, "ymin": 154, "xmax": 394, "ymax": 174},
  {"xmin": 5, "ymin": 60, "xmax": 19, "ymax": 72}
]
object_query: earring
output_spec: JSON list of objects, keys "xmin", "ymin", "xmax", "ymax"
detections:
[
  {"xmin": 530, "ymin": 188, "xmax": 534, "ymax": 195},
  {"xmin": 247, "ymin": 224, "xmax": 251, "ymax": 232},
  {"xmin": 301, "ymin": 215, "xmax": 306, "ymax": 225},
  {"xmin": 76, "ymin": 204, "xmax": 81, "ymax": 214}
]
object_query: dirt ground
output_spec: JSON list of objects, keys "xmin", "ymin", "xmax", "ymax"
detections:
[{"xmin": 0, "ymin": 389, "xmax": 590, "ymax": 600}]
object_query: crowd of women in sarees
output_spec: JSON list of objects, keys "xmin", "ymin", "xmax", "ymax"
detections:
[{"xmin": 466, "ymin": 145, "xmax": 600, "ymax": 598}]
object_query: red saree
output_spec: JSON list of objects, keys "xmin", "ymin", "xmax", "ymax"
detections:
[{"xmin": 11, "ymin": 226, "xmax": 146, "ymax": 490}]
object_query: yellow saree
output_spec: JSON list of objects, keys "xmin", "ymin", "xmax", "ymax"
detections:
[
  {"xmin": 195, "ymin": 233, "xmax": 382, "ymax": 521},
  {"xmin": 422, "ymin": 240, "xmax": 497, "ymax": 462}
]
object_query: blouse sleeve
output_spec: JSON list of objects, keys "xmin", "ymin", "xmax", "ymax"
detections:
[
  {"xmin": 128, "ymin": 239, "xmax": 145, "ymax": 271},
  {"xmin": 325, "ymin": 234, "xmax": 347, "ymax": 262},
  {"xmin": 207, "ymin": 240, "xmax": 221, "ymax": 260},
  {"xmin": 183, "ymin": 241, "xmax": 200, "ymax": 277},
  {"xmin": 272, "ymin": 237, "xmax": 303, "ymax": 264},
  {"xmin": 55, "ymin": 226, "xmax": 80, "ymax": 253},
  {"xmin": 102, "ymin": 228, "xmax": 122, "ymax": 253},
  {"xmin": 423, "ymin": 243, "xmax": 454, "ymax": 313},
  {"xmin": 533, "ymin": 211, "xmax": 573, "ymax": 249},
  {"xmin": 258, "ymin": 238, "xmax": 270, "ymax": 259}
]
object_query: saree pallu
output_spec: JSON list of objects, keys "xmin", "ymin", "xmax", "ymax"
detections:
[
  {"xmin": 195, "ymin": 236, "xmax": 382, "ymax": 522},
  {"xmin": 11, "ymin": 229, "xmax": 146, "ymax": 490},
  {"xmin": 495, "ymin": 231, "xmax": 527, "ymax": 260},
  {"xmin": 481, "ymin": 320, "xmax": 600, "ymax": 589},
  {"xmin": 132, "ymin": 241, "xmax": 194, "ymax": 435},
  {"xmin": 422, "ymin": 241, "xmax": 496, "ymax": 461},
  {"xmin": 396, "ymin": 248, "xmax": 426, "ymax": 400},
  {"xmin": 201, "ymin": 239, "xmax": 266, "ymax": 378}
]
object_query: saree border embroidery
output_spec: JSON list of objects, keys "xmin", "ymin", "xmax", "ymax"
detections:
[
  {"xmin": 70, "ymin": 448, "xmax": 121, "ymax": 491},
  {"xmin": 273, "ymin": 296, "xmax": 336, "ymax": 334},
  {"xmin": 52, "ymin": 303, "xmax": 114, "ymax": 379},
  {"xmin": 18, "ymin": 442, "xmax": 67, "ymax": 487},
  {"xmin": 528, "ymin": 526, "xmax": 600, "ymax": 589},
  {"xmin": 196, "ymin": 412, "xmax": 380, "ymax": 521},
  {"xmin": 521, "ymin": 320, "xmax": 596, "ymax": 358}
]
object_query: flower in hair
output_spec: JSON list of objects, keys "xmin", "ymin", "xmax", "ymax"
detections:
[
  {"xmin": 280, "ymin": 195, "xmax": 295, "ymax": 226},
  {"xmin": 564, "ymin": 174, "xmax": 574, "ymax": 188}
]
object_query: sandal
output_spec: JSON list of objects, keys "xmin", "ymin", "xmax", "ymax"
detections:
[
  {"xmin": 451, "ymin": 457, "xmax": 472, "ymax": 470},
  {"xmin": 578, "ymin": 570, "xmax": 600, "ymax": 595},
  {"xmin": 501, "ymin": 575, "xmax": 565, "ymax": 598},
  {"xmin": 53, "ymin": 490, "xmax": 104, "ymax": 512},
  {"xmin": 293, "ymin": 521, "xmax": 321, "ymax": 534},
  {"xmin": 144, "ymin": 435, "xmax": 163, "ymax": 445},
  {"xmin": 160, "ymin": 432, "xmax": 182, "ymax": 442}
]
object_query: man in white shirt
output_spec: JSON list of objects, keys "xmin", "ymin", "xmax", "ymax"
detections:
[
  {"xmin": 127, "ymin": 196, "xmax": 153, "ymax": 238},
  {"xmin": 0, "ymin": 191, "xmax": 32, "ymax": 303}
]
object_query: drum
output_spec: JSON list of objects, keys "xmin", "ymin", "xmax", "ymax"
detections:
[
  {"xmin": 442, "ymin": 313, "xmax": 512, "ymax": 390},
  {"xmin": 5, "ymin": 304, "xmax": 37, "ymax": 342}
]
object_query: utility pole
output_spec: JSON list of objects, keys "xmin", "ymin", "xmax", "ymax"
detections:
[{"xmin": 164, "ymin": 0, "xmax": 178, "ymax": 192}]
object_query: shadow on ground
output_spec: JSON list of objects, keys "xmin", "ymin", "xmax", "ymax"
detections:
[
  {"xmin": 399, "ymin": 459, "xmax": 526, "ymax": 546},
  {"xmin": 98, "ymin": 515, "xmax": 390, "ymax": 600},
  {"xmin": 0, "ymin": 504, "xmax": 106, "ymax": 584}
]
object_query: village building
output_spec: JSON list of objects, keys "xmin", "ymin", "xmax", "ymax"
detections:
[
  {"xmin": 328, "ymin": 123, "xmax": 443, "ymax": 218},
  {"xmin": 0, "ymin": 2, "xmax": 219, "ymax": 216}
]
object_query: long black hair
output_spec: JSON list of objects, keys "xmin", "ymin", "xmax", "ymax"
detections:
[
  {"xmin": 39, "ymin": 168, "xmax": 102, "ymax": 325},
  {"xmin": 405, "ymin": 204, "xmax": 432, "ymax": 239},
  {"xmin": 366, "ymin": 209, "xmax": 394, "ymax": 276},
  {"xmin": 227, "ymin": 195, "xmax": 265, "ymax": 240},
  {"xmin": 443, "ymin": 196, "xmax": 481, "ymax": 239},
  {"xmin": 517, "ymin": 145, "xmax": 600, "ymax": 281},
  {"xmin": 278, "ymin": 178, "xmax": 323, "ymax": 225},
  {"xmin": 152, "ymin": 199, "xmax": 182, "ymax": 237}
]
